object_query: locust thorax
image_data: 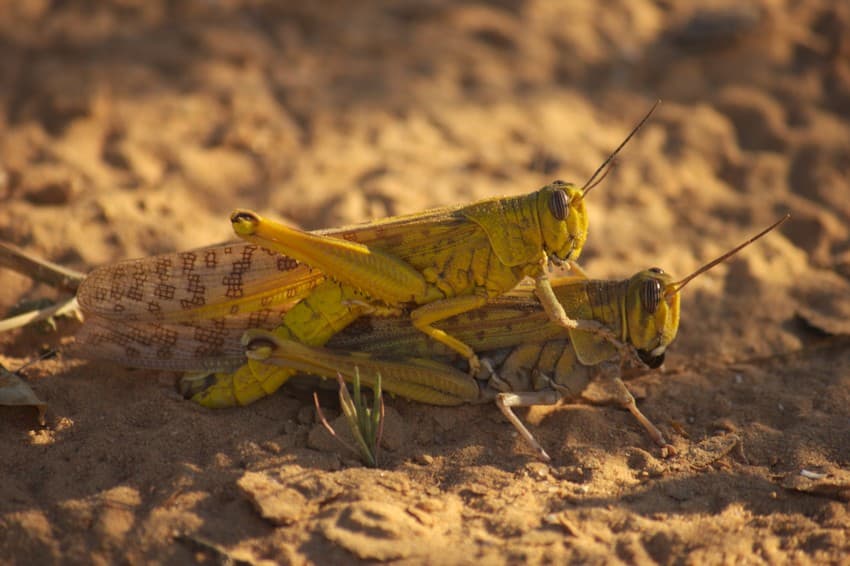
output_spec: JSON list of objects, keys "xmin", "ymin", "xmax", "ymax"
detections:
[
  {"xmin": 537, "ymin": 181, "xmax": 588, "ymax": 265},
  {"xmin": 624, "ymin": 268, "xmax": 680, "ymax": 369}
]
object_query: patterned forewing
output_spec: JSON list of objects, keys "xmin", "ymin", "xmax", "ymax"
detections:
[
  {"xmin": 76, "ymin": 242, "xmax": 324, "ymax": 324},
  {"xmin": 77, "ymin": 206, "xmax": 477, "ymax": 325},
  {"xmin": 73, "ymin": 315, "xmax": 248, "ymax": 371}
]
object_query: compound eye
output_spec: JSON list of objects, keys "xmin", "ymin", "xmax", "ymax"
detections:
[
  {"xmin": 649, "ymin": 267, "xmax": 664, "ymax": 274},
  {"xmin": 642, "ymin": 279, "xmax": 662, "ymax": 314},
  {"xmin": 549, "ymin": 189, "xmax": 569, "ymax": 221}
]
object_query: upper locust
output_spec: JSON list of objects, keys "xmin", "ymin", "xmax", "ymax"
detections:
[{"xmin": 229, "ymin": 178, "xmax": 598, "ymax": 376}]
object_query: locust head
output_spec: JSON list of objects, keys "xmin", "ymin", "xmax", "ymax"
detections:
[
  {"xmin": 625, "ymin": 268, "xmax": 680, "ymax": 369},
  {"xmin": 625, "ymin": 214, "xmax": 790, "ymax": 369},
  {"xmin": 539, "ymin": 101, "xmax": 661, "ymax": 268},
  {"xmin": 538, "ymin": 181, "xmax": 588, "ymax": 265}
]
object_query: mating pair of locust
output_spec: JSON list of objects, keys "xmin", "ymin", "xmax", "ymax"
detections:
[{"xmin": 74, "ymin": 105, "xmax": 787, "ymax": 459}]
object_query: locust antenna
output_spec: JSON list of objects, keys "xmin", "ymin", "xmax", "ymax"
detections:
[
  {"xmin": 666, "ymin": 214, "xmax": 790, "ymax": 298},
  {"xmin": 581, "ymin": 99, "xmax": 660, "ymax": 197},
  {"xmin": 583, "ymin": 158, "xmax": 617, "ymax": 194}
]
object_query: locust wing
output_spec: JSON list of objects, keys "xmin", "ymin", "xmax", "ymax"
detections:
[{"xmin": 74, "ymin": 203, "xmax": 481, "ymax": 369}]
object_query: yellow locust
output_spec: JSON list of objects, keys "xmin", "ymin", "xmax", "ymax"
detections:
[
  {"xmin": 242, "ymin": 216, "xmax": 789, "ymax": 460},
  {"xmin": 75, "ymin": 178, "xmax": 595, "ymax": 408},
  {"xmin": 76, "ymin": 105, "xmax": 658, "ymax": 407}
]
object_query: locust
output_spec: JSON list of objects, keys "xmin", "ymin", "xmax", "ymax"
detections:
[
  {"xmin": 241, "ymin": 216, "xmax": 789, "ymax": 460},
  {"xmin": 75, "ymin": 104, "xmax": 659, "ymax": 408}
]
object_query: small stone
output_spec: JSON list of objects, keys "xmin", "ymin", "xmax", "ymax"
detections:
[
  {"xmin": 685, "ymin": 434, "xmax": 741, "ymax": 469},
  {"xmin": 24, "ymin": 177, "xmax": 76, "ymax": 205},
  {"xmin": 626, "ymin": 447, "xmax": 665, "ymax": 477},
  {"xmin": 414, "ymin": 453, "xmax": 434, "ymax": 466},
  {"xmin": 297, "ymin": 405, "xmax": 315, "ymax": 425},
  {"xmin": 712, "ymin": 419, "xmax": 738, "ymax": 433},
  {"xmin": 525, "ymin": 461, "xmax": 550, "ymax": 481},
  {"xmin": 320, "ymin": 500, "xmax": 427, "ymax": 561},
  {"xmin": 307, "ymin": 414, "xmax": 352, "ymax": 454},
  {"xmin": 378, "ymin": 405, "xmax": 407, "ymax": 452},
  {"xmin": 238, "ymin": 471, "xmax": 308, "ymax": 526}
]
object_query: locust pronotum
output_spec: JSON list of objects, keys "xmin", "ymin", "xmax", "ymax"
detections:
[
  {"xmin": 243, "ymin": 215, "xmax": 790, "ymax": 461},
  {"xmin": 75, "ymin": 104, "xmax": 659, "ymax": 408}
]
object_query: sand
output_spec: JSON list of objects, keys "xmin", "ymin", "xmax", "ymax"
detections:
[{"xmin": 1, "ymin": 1, "xmax": 849, "ymax": 563}]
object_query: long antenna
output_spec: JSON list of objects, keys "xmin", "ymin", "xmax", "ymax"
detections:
[
  {"xmin": 581, "ymin": 99, "xmax": 660, "ymax": 197},
  {"xmin": 583, "ymin": 159, "xmax": 617, "ymax": 194},
  {"xmin": 666, "ymin": 214, "xmax": 791, "ymax": 298}
]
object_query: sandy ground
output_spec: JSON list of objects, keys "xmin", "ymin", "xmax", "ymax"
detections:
[{"xmin": 1, "ymin": 1, "xmax": 850, "ymax": 564}]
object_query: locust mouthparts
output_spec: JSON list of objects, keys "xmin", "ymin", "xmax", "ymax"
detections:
[{"xmin": 637, "ymin": 348, "xmax": 666, "ymax": 369}]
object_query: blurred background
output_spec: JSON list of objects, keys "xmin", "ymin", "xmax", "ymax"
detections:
[{"xmin": 1, "ymin": 2, "xmax": 849, "ymax": 562}]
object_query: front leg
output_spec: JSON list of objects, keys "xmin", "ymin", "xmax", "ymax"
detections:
[{"xmin": 534, "ymin": 269, "xmax": 645, "ymax": 369}]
